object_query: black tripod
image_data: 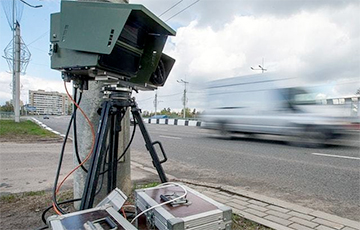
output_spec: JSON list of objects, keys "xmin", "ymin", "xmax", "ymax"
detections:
[{"xmin": 80, "ymin": 87, "xmax": 168, "ymax": 210}]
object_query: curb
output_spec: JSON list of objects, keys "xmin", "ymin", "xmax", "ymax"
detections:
[
  {"xmin": 131, "ymin": 160, "xmax": 360, "ymax": 230},
  {"xmin": 29, "ymin": 117, "xmax": 72, "ymax": 140}
]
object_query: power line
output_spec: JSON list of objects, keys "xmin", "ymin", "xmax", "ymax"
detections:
[
  {"xmin": 165, "ymin": 0, "xmax": 200, "ymax": 22},
  {"xmin": 159, "ymin": 0, "xmax": 183, "ymax": 17},
  {"xmin": 27, "ymin": 30, "xmax": 49, "ymax": 46}
]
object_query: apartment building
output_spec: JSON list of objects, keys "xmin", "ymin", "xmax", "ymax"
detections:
[{"xmin": 29, "ymin": 90, "xmax": 69, "ymax": 115}]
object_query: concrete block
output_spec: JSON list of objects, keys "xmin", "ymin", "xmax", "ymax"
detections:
[
  {"xmin": 247, "ymin": 204, "xmax": 268, "ymax": 212},
  {"xmin": 248, "ymin": 199, "xmax": 268, "ymax": 207},
  {"xmin": 289, "ymin": 223, "xmax": 314, "ymax": 230},
  {"xmin": 266, "ymin": 210, "xmax": 292, "ymax": 220},
  {"xmin": 264, "ymin": 215, "xmax": 292, "ymax": 226},
  {"xmin": 289, "ymin": 217, "xmax": 319, "ymax": 228},
  {"xmin": 267, "ymin": 205, "xmax": 290, "ymax": 213},
  {"xmin": 244, "ymin": 208, "xmax": 267, "ymax": 217},
  {"xmin": 310, "ymin": 211, "xmax": 360, "ymax": 229},
  {"xmin": 228, "ymin": 202, "xmax": 247, "ymax": 210},
  {"xmin": 229, "ymin": 199, "xmax": 249, "ymax": 207},
  {"xmin": 316, "ymin": 225, "xmax": 337, "ymax": 230},
  {"xmin": 287, "ymin": 211, "xmax": 315, "ymax": 221},
  {"xmin": 312, "ymin": 218, "xmax": 344, "ymax": 229}
]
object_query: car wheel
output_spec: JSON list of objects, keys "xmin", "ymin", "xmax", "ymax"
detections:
[
  {"xmin": 300, "ymin": 126, "xmax": 327, "ymax": 148},
  {"xmin": 218, "ymin": 122, "xmax": 232, "ymax": 139}
]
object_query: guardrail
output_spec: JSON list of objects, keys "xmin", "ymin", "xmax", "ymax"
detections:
[{"xmin": 143, "ymin": 118, "xmax": 204, "ymax": 127}]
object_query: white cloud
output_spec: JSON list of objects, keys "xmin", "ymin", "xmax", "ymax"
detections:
[
  {"xmin": 133, "ymin": 4, "xmax": 359, "ymax": 112},
  {"xmin": 0, "ymin": 71, "xmax": 64, "ymax": 105}
]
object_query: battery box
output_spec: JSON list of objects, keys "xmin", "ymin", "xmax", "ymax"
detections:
[{"xmin": 135, "ymin": 184, "xmax": 232, "ymax": 230}]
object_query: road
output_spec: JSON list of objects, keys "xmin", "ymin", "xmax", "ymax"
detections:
[{"xmin": 36, "ymin": 115, "xmax": 360, "ymax": 220}]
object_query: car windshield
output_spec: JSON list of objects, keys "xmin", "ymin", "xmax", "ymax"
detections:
[{"xmin": 289, "ymin": 88, "xmax": 319, "ymax": 105}]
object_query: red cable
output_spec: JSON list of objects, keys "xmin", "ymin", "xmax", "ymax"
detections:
[{"xmin": 52, "ymin": 81, "xmax": 96, "ymax": 215}]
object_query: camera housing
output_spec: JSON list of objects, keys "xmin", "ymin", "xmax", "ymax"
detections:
[{"xmin": 50, "ymin": 1, "xmax": 176, "ymax": 90}]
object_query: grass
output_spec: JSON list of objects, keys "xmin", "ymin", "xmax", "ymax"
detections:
[
  {"xmin": 232, "ymin": 213, "xmax": 271, "ymax": 230},
  {"xmin": 0, "ymin": 190, "xmax": 46, "ymax": 203},
  {"xmin": 0, "ymin": 120, "xmax": 58, "ymax": 139}
]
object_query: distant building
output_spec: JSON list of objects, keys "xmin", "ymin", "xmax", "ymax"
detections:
[{"xmin": 29, "ymin": 90, "xmax": 69, "ymax": 115}]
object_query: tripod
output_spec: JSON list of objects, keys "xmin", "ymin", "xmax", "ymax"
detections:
[{"xmin": 80, "ymin": 86, "xmax": 168, "ymax": 210}]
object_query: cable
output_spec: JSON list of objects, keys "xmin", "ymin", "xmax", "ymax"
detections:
[
  {"xmin": 73, "ymin": 91, "xmax": 88, "ymax": 172},
  {"xmin": 130, "ymin": 182, "xmax": 188, "ymax": 224},
  {"xmin": 51, "ymin": 95, "xmax": 80, "ymax": 214},
  {"xmin": 165, "ymin": 0, "xmax": 200, "ymax": 22},
  {"xmin": 52, "ymin": 82, "xmax": 96, "ymax": 215},
  {"xmin": 159, "ymin": 0, "xmax": 183, "ymax": 17},
  {"xmin": 27, "ymin": 30, "xmax": 49, "ymax": 46},
  {"xmin": 42, "ymin": 198, "xmax": 82, "ymax": 225},
  {"xmin": 117, "ymin": 120, "xmax": 137, "ymax": 162}
]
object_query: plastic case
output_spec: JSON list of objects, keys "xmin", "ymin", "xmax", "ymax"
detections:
[{"xmin": 135, "ymin": 184, "xmax": 232, "ymax": 230}]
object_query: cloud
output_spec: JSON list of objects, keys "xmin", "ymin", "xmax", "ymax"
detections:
[
  {"xmin": 0, "ymin": 71, "xmax": 64, "ymax": 105},
  {"xmin": 132, "ymin": 2, "xmax": 359, "ymax": 112}
]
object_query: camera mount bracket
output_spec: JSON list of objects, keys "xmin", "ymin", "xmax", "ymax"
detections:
[{"xmin": 80, "ymin": 86, "xmax": 168, "ymax": 210}]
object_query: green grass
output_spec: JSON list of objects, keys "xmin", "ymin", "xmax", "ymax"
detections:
[
  {"xmin": 0, "ymin": 190, "xmax": 46, "ymax": 203},
  {"xmin": 0, "ymin": 194, "xmax": 16, "ymax": 202},
  {"xmin": 133, "ymin": 182, "xmax": 160, "ymax": 190},
  {"xmin": 0, "ymin": 120, "xmax": 58, "ymax": 138}
]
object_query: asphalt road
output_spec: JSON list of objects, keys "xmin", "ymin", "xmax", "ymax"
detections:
[{"xmin": 35, "ymin": 115, "xmax": 360, "ymax": 220}]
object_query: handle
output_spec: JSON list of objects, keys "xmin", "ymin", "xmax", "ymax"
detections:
[{"xmin": 152, "ymin": 141, "xmax": 167, "ymax": 164}]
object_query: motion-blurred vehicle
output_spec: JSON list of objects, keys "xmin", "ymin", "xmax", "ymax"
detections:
[
  {"xmin": 201, "ymin": 73, "xmax": 359, "ymax": 147},
  {"xmin": 43, "ymin": 115, "xmax": 50, "ymax": 119}
]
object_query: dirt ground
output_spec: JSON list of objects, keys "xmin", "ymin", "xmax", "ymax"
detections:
[{"xmin": 0, "ymin": 189, "xmax": 74, "ymax": 230}]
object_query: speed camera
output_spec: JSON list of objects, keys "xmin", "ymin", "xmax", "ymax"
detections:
[{"xmin": 50, "ymin": 1, "xmax": 176, "ymax": 90}]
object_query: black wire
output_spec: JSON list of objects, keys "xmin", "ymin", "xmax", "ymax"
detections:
[
  {"xmin": 165, "ymin": 0, "xmax": 200, "ymax": 22},
  {"xmin": 117, "ymin": 119, "xmax": 137, "ymax": 162},
  {"xmin": 159, "ymin": 0, "xmax": 183, "ymax": 17},
  {"xmin": 73, "ymin": 92, "xmax": 88, "ymax": 172},
  {"xmin": 41, "ymin": 198, "xmax": 82, "ymax": 225},
  {"xmin": 52, "ymin": 88, "xmax": 82, "ymax": 214}
]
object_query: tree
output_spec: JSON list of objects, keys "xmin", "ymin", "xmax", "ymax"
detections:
[
  {"xmin": 0, "ymin": 101, "xmax": 14, "ymax": 112},
  {"xmin": 356, "ymin": 88, "xmax": 360, "ymax": 95}
]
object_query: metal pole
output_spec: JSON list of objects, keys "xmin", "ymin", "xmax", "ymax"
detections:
[
  {"xmin": 14, "ymin": 22, "xmax": 20, "ymax": 122},
  {"xmin": 177, "ymin": 79, "xmax": 188, "ymax": 119},
  {"xmin": 154, "ymin": 90, "xmax": 158, "ymax": 116},
  {"xmin": 12, "ymin": 0, "xmax": 16, "ymax": 120}
]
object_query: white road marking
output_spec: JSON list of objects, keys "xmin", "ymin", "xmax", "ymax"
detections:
[
  {"xmin": 159, "ymin": 135, "xmax": 182, "ymax": 140},
  {"xmin": 312, "ymin": 152, "xmax": 360, "ymax": 160}
]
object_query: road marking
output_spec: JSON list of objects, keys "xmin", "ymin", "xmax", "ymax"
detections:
[
  {"xmin": 159, "ymin": 135, "xmax": 182, "ymax": 140},
  {"xmin": 312, "ymin": 152, "xmax": 360, "ymax": 160}
]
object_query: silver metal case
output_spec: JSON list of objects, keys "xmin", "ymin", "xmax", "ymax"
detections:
[
  {"xmin": 135, "ymin": 184, "xmax": 232, "ymax": 230},
  {"xmin": 48, "ymin": 205, "xmax": 137, "ymax": 230}
]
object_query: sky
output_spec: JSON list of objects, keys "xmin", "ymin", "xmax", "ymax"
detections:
[{"xmin": 0, "ymin": 0, "xmax": 359, "ymax": 112}]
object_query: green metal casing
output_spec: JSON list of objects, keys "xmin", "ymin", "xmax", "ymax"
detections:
[{"xmin": 50, "ymin": 1, "xmax": 176, "ymax": 89}]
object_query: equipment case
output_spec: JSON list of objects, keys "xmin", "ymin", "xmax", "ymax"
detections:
[
  {"xmin": 135, "ymin": 184, "xmax": 232, "ymax": 230},
  {"xmin": 48, "ymin": 204, "xmax": 137, "ymax": 230}
]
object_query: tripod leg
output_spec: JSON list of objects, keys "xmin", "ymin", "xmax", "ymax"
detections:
[
  {"xmin": 107, "ymin": 109, "xmax": 123, "ymax": 193},
  {"xmin": 131, "ymin": 107, "xmax": 168, "ymax": 183},
  {"xmin": 80, "ymin": 101, "xmax": 112, "ymax": 210}
]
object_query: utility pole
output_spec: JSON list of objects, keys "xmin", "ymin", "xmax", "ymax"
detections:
[
  {"xmin": 14, "ymin": 22, "xmax": 20, "ymax": 122},
  {"xmin": 8, "ymin": 0, "xmax": 41, "ymax": 122},
  {"xmin": 154, "ymin": 90, "xmax": 158, "ymax": 116},
  {"xmin": 177, "ymin": 79, "xmax": 189, "ymax": 119},
  {"xmin": 74, "ymin": 0, "xmax": 131, "ymax": 208}
]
